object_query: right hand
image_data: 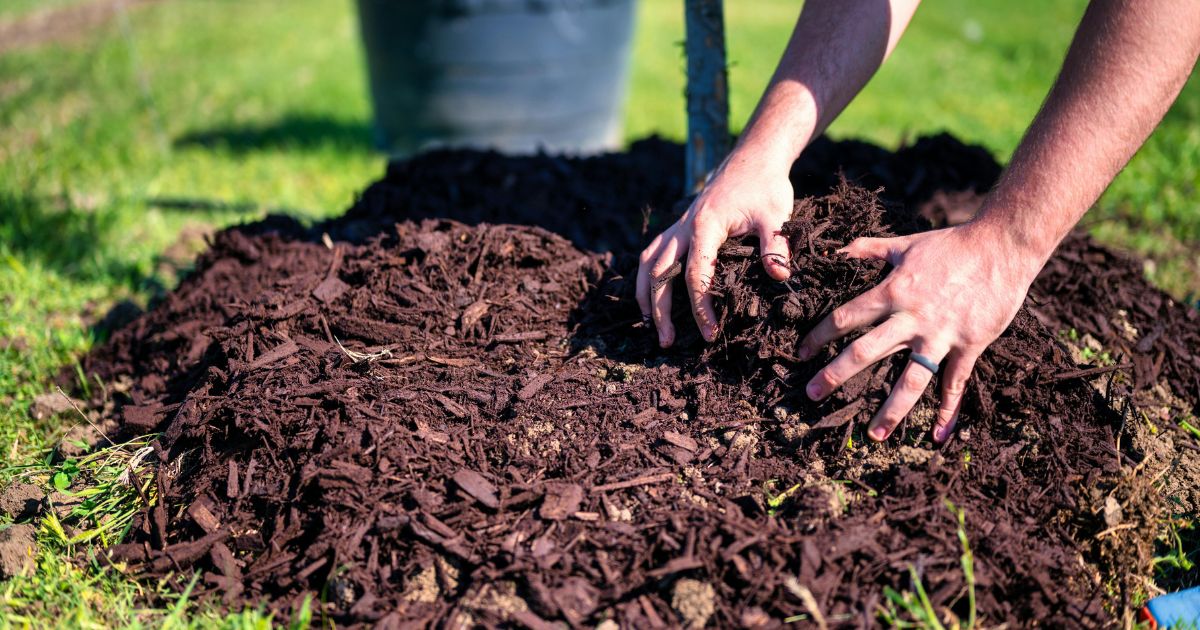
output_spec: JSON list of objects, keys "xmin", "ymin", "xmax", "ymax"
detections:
[{"xmin": 636, "ymin": 150, "xmax": 795, "ymax": 347}]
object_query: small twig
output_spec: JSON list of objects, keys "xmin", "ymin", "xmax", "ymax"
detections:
[
  {"xmin": 784, "ymin": 576, "xmax": 828, "ymax": 630},
  {"xmin": 650, "ymin": 261, "xmax": 682, "ymax": 290},
  {"xmin": 56, "ymin": 386, "xmax": 113, "ymax": 446},
  {"xmin": 333, "ymin": 336, "xmax": 394, "ymax": 363},
  {"xmin": 116, "ymin": 445, "xmax": 156, "ymax": 486},
  {"xmin": 590, "ymin": 472, "xmax": 674, "ymax": 494},
  {"xmin": 1094, "ymin": 522, "xmax": 1138, "ymax": 539},
  {"xmin": 1047, "ymin": 363, "xmax": 1132, "ymax": 382}
]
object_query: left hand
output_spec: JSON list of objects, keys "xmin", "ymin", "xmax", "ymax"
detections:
[{"xmin": 795, "ymin": 222, "xmax": 1045, "ymax": 443}]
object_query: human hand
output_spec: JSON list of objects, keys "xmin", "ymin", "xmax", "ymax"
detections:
[
  {"xmin": 795, "ymin": 222, "xmax": 1045, "ymax": 443},
  {"xmin": 637, "ymin": 150, "xmax": 795, "ymax": 347}
]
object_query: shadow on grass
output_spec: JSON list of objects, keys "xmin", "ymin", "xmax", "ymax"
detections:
[
  {"xmin": 0, "ymin": 192, "xmax": 139, "ymax": 282},
  {"xmin": 0, "ymin": 193, "xmax": 170, "ymax": 338},
  {"xmin": 173, "ymin": 114, "xmax": 374, "ymax": 154}
]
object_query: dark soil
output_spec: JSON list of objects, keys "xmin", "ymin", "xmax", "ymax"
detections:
[{"xmin": 60, "ymin": 136, "xmax": 1198, "ymax": 627}]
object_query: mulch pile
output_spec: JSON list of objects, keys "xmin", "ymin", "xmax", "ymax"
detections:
[{"xmin": 69, "ymin": 136, "xmax": 1198, "ymax": 627}]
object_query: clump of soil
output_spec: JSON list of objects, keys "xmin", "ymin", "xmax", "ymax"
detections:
[
  {"xmin": 0, "ymin": 523, "xmax": 37, "ymax": 580},
  {"xmin": 50, "ymin": 136, "xmax": 1197, "ymax": 627}
]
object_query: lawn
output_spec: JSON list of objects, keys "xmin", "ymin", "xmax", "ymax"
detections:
[{"xmin": 0, "ymin": 0, "xmax": 1196, "ymax": 625}]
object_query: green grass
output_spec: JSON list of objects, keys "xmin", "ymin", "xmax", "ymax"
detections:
[
  {"xmin": 878, "ymin": 501, "xmax": 976, "ymax": 629},
  {"xmin": 0, "ymin": 0, "xmax": 83, "ymax": 19},
  {"xmin": 0, "ymin": 0, "xmax": 1196, "ymax": 626}
]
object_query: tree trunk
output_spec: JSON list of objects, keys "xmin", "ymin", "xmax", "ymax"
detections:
[{"xmin": 684, "ymin": 0, "xmax": 729, "ymax": 194}]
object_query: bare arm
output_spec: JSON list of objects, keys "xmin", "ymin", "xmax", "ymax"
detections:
[
  {"xmin": 976, "ymin": 0, "xmax": 1200, "ymax": 268},
  {"xmin": 638, "ymin": 0, "xmax": 921, "ymax": 347},
  {"xmin": 799, "ymin": 0, "xmax": 1200, "ymax": 443},
  {"xmin": 736, "ymin": 0, "xmax": 922, "ymax": 170}
]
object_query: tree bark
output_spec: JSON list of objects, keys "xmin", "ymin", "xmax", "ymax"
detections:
[{"xmin": 684, "ymin": 0, "xmax": 730, "ymax": 194}]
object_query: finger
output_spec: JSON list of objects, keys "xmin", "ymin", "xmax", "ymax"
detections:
[
  {"xmin": 758, "ymin": 220, "xmax": 791, "ymax": 281},
  {"xmin": 867, "ymin": 344, "xmax": 947, "ymax": 441},
  {"xmin": 805, "ymin": 315, "xmax": 915, "ymax": 401},
  {"xmin": 933, "ymin": 349, "xmax": 979, "ymax": 443},
  {"xmin": 636, "ymin": 230, "xmax": 670, "ymax": 320},
  {"xmin": 650, "ymin": 231, "xmax": 688, "ymax": 347},
  {"xmin": 838, "ymin": 235, "xmax": 910, "ymax": 263},
  {"xmin": 797, "ymin": 283, "xmax": 892, "ymax": 361},
  {"xmin": 686, "ymin": 219, "xmax": 726, "ymax": 342}
]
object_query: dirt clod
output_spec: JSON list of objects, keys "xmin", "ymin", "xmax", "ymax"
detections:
[
  {"xmin": 0, "ymin": 483, "xmax": 44, "ymax": 521},
  {"xmin": 672, "ymin": 578, "xmax": 716, "ymax": 629},
  {"xmin": 27, "ymin": 391, "xmax": 80, "ymax": 420},
  {"xmin": 0, "ymin": 523, "xmax": 37, "ymax": 579}
]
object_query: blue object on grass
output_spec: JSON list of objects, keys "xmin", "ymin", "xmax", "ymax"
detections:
[{"xmin": 1146, "ymin": 586, "xmax": 1200, "ymax": 628}]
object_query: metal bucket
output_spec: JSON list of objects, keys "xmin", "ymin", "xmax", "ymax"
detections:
[{"xmin": 356, "ymin": 0, "xmax": 636, "ymax": 156}]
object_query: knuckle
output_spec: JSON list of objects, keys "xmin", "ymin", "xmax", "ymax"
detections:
[
  {"xmin": 690, "ymin": 212, "xmax": 711, "ymax": 231},
  {"xmin": 692, "ymin": 213, "xmax": 722, "ymax": 236},
  {"xmin": 900, "ymin": 368, "xmax": 929, "ymax": 394},
  {"xmin": 830, "ymin": 307, "xmax": 855, "ymax": 331},
  {"xmin": 942, "ymin": 376, "xmax": 968, "ymax": 398},
  {"xmin": 816, "ymin": 369, "xmax": 839, "ymax": 391},
  {"xmin": 876, "ymin": 408, "xmax": 904, "ymax": 429},
  {"xmin": 638, "ymin": 248, "xmax": 656, "ymax": 266},
  {"xmin": 880, "ymin": 280, "xmax": 905, "ymax": 304},
  {"xmin": 848, "ymin": 337, "xmax": 875, "ymax": 364}
]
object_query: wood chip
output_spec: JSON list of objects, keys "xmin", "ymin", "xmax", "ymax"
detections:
[
  {"xmin": 492, "ymin": 330, "xmax": 549, "ymax": 343},
  {"xmin": 187, "ymin": 500, "xmax": 220, "ymax": 533},
  {"xmin": 646, "ymin": 556, "xmax": 703, "ymax": 578},
  {"xmin": 539, "ymin": 482, "xmax": 584, "ymax": 521},
  {"xmin": 312, "ymin": 276, "xmax": 350, "ymax": 304},
  {"xmin": 415, "ymin": 428, "xmax": 450, "ymax": 444},
  {"xmin": 225, "ymin": 460, "xmax": 239, "ymax": 499},
  {"xmin": 661, "ymin": 430, "xmax": 697, "ymax": 452},
  {"xmin": 812, "ymin": 399, "xmax": 865, "ymax": 429},
  {"xmin": 429, "ymin": 392, "xmax": 468, "ymax": 417},
  {"xmin": 122, "ymin": 404, "xmax": 163, "ymax": 432},
  {"xmin": 427, "ymin": 355, "xmax": 476, "ymax": 368},
  {"xmin": 518, "ymin": 373, "xmax": 555, "ymax": 401},
  {"xmin": 460, "ymin": 300, "xmax": 490, "ymax": 330},
  {"xmin": 453, "ymin": 468, "xmax": 499, "ymax": 509},
  {"xmin": 248, "ymin": 340, "xmax": 299, "ymax": 370}
]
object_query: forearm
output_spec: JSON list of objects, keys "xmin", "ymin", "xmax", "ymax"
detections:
[
  {"xmin": 733, "ymin": 0, "xmax": 922, "ymax": 170},
  {"xmin": 974, "ymin": 0, "xmax": 1200, "ymax": 270}
]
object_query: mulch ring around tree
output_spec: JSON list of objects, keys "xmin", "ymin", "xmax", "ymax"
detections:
[{"xmin": 13, "ymin": 136, "xmax": 1199, "ymax": 627}]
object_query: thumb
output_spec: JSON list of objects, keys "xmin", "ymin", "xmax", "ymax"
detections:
[{"xmin": 758, "ymin": 219, "xmax": 791, "ymax": 281}]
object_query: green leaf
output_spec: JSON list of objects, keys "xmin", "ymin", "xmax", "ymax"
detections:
[{"xmin": 52, "ymin": 471, "xmax": 70, "ymax": 491}]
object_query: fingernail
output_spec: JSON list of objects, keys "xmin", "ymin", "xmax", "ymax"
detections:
[
  {"xmin": 871, "ymin": 425, "xmax": 887, "ymax": 441},
  {"xmin": 796, "ymin": 346, "xmax": 812, "ymax": 361},
  {"xmin": 659, "ymin": 329, "xmax": 673, "ymax": 348},
  {"xmin": 702, "ymin": 325, "xmax": 717, "ymax": 342},
  {"xmin": 805, "ymin": 381, "xmax": 822, "ymax": 400}
]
